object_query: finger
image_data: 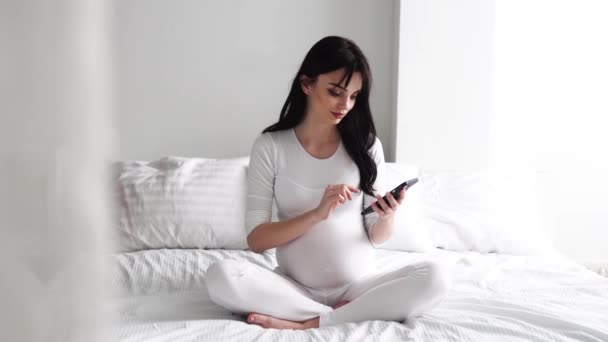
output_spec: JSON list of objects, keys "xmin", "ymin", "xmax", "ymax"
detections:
[
  {"xmin": 346, "ymin": 184, "xmax": 360, "ymax": 193},
  {"xmin": 376, "ymin": 195, "xmax": 386, "ymax": 212},
  {"xmin": 375, "ymin": 194, "xmax": 385, "ymax": 209},
  {"xmin": 336, "ymin": 185, "xmax": 351, "ymax": 201},
  {"xmin": 372, "ymin": 201, "xmax": 384, "ymax": 215},
  {"xmin": 386, "ymin": 191, "xmax": 399, "ymax": 209},
  {"xmin": 375, "ymin": 194, "xmax": 389, "ymax": 212},
  {"xmin": 384, "ymin": 192, "xmax": 396, "ymax": 211},
  {"xmin": 342, "ymin": 184, "xmax": 358, "ymax": 200},
  {"xmin": 337, "ymin": 193, "xmax": 345, "ymax": 204},
  {"xmin": 341, "ymin": 185, "xmax": 353, "ymax": 200}
]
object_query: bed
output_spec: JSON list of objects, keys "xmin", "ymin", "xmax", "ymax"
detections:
[
  {"xmin": 109, "ymin": 247, "xmax": 608, "ymax": 341},
  {"xmin": 108, "ymin": 156, "xmax": 608, "ymax": 341}
]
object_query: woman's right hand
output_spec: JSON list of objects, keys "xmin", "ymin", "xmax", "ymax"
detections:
[{"xmin": 314, "ymin": 184, "xmax": 360, "ymax": 221}]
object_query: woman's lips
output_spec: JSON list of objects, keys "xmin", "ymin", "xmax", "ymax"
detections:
[{"xmin": 331, "ymin": 111, "xmax": 345, "ymax": 119}]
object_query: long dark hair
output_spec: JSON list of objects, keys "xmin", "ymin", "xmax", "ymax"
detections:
[{"xmin": 262, "ymin": 36, "xmax": 378, "ymax": 196}]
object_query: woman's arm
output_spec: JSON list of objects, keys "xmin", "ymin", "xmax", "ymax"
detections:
[
  {"xmin": 247, "ymin": 209, "xmax": 321, "ymax": 253},
  {"xmin": 247, "ymin": 182, "xmax": 357, "ymax": 253},
  {"xmin": 364, "ymin": 136, "xmax": 407, "ymax": 246},
  {"xmin": 368, "ymin": 215, "xmax": 395, "ymax": 246},
  {"xmin": 362, "ymin": 137, "xmax": 397, "ymax": 247},
  {"xmin": 247, "ymin": 133, "xmax": 325, "ymax": 253},
  {"xmin": 245, "ymin": 132, "xmax": 358, "ymax": 253}
]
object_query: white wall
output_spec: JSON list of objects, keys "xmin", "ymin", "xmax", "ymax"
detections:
[
  {"xmin": 113, "ymin": 0, "xmax": 398, "ymax": 161},
  {"xmin": 394, "ymin": 0, "xmax": 494, "ymax": 169},
  {"xmin": 395, "ymin": 0, "xmax": 608, "ymax": 264}
]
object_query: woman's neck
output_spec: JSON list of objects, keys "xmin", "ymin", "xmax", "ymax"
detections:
[{"xmin": 294, "ymin": 121, "xmax": 340, "ymax": 148}]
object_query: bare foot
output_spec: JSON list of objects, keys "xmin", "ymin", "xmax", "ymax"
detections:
[
  {"xmin": 246, "ymin": 312, "xmax": 319, "ymax": 330},
  {"xmin": 332, "ymin": 300, "xmax": 350, "ymax": 310}
]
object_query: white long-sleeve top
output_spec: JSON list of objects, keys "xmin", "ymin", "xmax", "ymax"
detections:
[{"xmin": 245, "ymin": 128, "xmax": 387, "ymax": 289}]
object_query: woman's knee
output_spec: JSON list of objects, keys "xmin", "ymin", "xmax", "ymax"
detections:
[
  {"xmin": 422, "ymin": 261, "xmax": 452, "ymax": 297},
  {"xmin": 205, "ymin": 260, "xmax": 243, "ymax": 301}
]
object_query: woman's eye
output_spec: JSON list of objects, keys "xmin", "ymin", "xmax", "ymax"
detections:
[{"xmin": 328, "ymin": 89, "xmax": 341, "ymax": 97}]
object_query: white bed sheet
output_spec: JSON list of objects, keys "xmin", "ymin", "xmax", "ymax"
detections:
[{"xmin": 109, "ymin": 248, "xmax": 608, "ymax": 342}]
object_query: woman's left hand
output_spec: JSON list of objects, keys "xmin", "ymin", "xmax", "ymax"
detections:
[{"xmin": 371, "ymin": 188, "xmax": 406, "ymax": 221}]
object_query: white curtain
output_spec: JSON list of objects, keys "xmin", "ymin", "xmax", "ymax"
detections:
[
  {"xmin": 395, "ymin": 0, "xmax": 608, "ymax": 263},
  {"xmin": 490, "ymin": 0, "xmax": 608, "ymax": 262},
  {"xmin": 0, "ymin": 1, "xmax": 115, "ymax": 341}
]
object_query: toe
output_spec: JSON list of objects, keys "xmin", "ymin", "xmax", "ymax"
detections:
[
  {"xmin": 248, "ymin": 313, "xmax": 271, "ymax": 328},
  {"xmin": 247, "ymin": 313, "xmax": 260, "ymax": 324}
]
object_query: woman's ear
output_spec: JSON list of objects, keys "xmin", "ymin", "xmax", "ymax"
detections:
[{"xmin": 300, "ymin": 74, "xmax": 314, "ymax": 95}]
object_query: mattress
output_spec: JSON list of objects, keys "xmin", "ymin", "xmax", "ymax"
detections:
[{"xmin": 109, "ymin": 248, "xmax": 608, "ymax": 342}]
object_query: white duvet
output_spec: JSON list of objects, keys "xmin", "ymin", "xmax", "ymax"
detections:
[{"xmin": 109, "ymin": 248, "xmax": 608, "ymax": 342}]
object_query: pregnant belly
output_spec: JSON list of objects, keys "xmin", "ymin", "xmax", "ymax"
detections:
[{"xmin": 276, "ymin": 216, "xmax": 374, "ymax": 289}]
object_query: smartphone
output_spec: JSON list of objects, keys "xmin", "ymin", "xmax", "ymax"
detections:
[{"xmin": 360, "ymin": 177, "xmax": 418, "ymax": 215}]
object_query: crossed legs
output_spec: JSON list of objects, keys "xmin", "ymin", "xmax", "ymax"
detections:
[{"xmin": 206, "ymin": 259, "xmax": 451, "ymax": 329}]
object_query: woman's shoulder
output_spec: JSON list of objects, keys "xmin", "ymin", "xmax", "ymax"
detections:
[
  {"xmin": 253, "ymin": 129, "xmax": 290, "ymax": 143},
  {"xmin": 251, "ymin": 129, "xmax": 291, "ymax": 153}
]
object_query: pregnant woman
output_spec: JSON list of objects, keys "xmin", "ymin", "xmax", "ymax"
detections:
[{"xmin": 206, "ymin": 36, "xmax": 451, "ymax": 330}]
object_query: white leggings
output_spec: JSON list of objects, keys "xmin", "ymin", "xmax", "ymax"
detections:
[{"xmin": 206, "ymin": 259, "xmax": 452, "ymax": 327}]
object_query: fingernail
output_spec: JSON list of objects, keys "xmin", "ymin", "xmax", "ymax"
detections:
[{"xmin": 250, "ymin": 316, "xmax": 255, "ymax": 322}]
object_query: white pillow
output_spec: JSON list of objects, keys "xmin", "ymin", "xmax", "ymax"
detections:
[
  {"xmin": 376, "ymin": 163, "xmax": 435, "ymax": 252},
  {"xmin": 417, "ymin": 167, "xmax": 557, "ymax": 256},
  {"xmin": 112, "ymin": 156, "xmax": 250, "ymax": 251}
]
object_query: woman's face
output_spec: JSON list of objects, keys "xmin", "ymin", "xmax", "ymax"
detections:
[{"xmin": 301, "ymin": 68, "xmax": 363, "ymax": 124}]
